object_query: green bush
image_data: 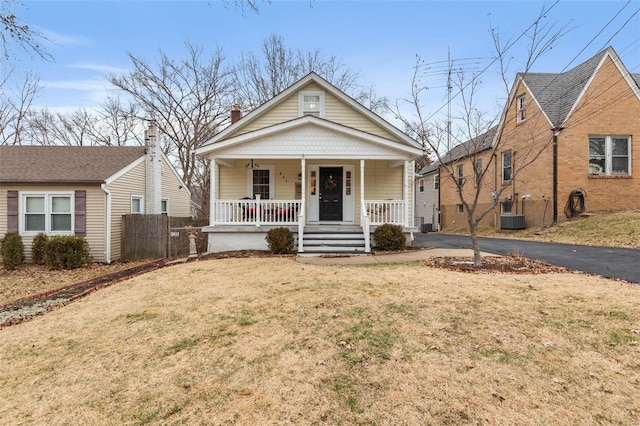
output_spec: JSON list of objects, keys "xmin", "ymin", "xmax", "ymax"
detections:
[
  {"xmin": 373, "ymin": 224, "xmax": 406, "ymax": 251},
  {"xmin": 31, "ymin": 232, "xmax": 49, "ymax": 265},
  {"xmin": 44, "ymin": 236, "xmax": 92, "ymax": 270},
  {"xmin": 265, "ymin": 227, "xmax": 295, "ymax": 254},
  {"xmin": 0, "ymin": 233, "xmax": 25, "ymax": 270}
]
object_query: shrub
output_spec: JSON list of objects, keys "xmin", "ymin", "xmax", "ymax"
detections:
[
  {"xmin": 265, "ymin": 227, "xmax": 295, "ymax": 254},
  {"xmin": 373, "ymin": 224, "xmax": 406, "ymax": 251},
  {"xmin": 0, "ymin": 233, "xmax": 25, "ymax": 270},
  {"xmin": 44, "ymin": 236, "xmax": 92, "ymax": 270},
  {"xmin": 31, "ymin": 232, "xmax": 49, "ymax": 265}
]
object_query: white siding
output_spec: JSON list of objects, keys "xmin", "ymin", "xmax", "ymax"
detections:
[
  {"xmin": 107, "ymin": 160, "xmax": 146, "ymax": 261},
  {"xmin": 230, "ymin": 81, "xmax": 400, "ymax": 142},
  {"xmin": 160, "ymin": 157, "xmax": 191, "ymax": 217}
]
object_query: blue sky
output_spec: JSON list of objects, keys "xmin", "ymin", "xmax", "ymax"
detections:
[{"xmin": 11, "ymin": 0, "xmax": 640, "ymax": 121}]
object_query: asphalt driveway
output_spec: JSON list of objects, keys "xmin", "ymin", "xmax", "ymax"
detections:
[{"xmin": 413, "ymin": 233, "xmax": 640, "ymax": 284}]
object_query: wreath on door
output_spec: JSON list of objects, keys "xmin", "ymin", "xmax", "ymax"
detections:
[{"xmin": 324, "ymin": 175, "xmax": 337, "ymax": 191}]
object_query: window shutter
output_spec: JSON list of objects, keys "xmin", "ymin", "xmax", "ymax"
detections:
[
  {"xmin": 7, "ymin": 190, "xmax": 18, "ymax": 233},
  {"xmin": 75, "ymin": 190, "xmax": 86, "ymax": 236}
]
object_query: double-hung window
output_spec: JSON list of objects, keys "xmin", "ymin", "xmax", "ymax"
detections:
[
  {"xmin": 22, "ymin": 192, "xmax": 73, "ymax": 235},
  {"xmin": 502, "ymin": 151, "xmax": 512, "ymax": 182},
  {"xmin": 517, "ymin": 95, "xmax": 526, "ymax": 123},
  {"xmin": 299, "ymin": 91, "xmax": 325, "ymax": 117},
  {"xmin": 474, "ymin": 159, "xmax": 482, "ymax": 186},
  {"xmin": 434, "ymin": 174, "xmax": 440, "ymax": 189},
  {"xmin": 418, "ymin": 178, "xmax": 425, "ymax": 193},
  {"xmin": 588, "ymin": 136, "xmax": 631, "ymax": 176},
  {"xmin": 249, "ymin": 166, "xmax": 274, "ymax": 200},
  {"xmin": 457, "ymin": 164, "xmax": 464, "ymax": 186}
]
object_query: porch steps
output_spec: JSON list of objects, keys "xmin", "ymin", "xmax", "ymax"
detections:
[{"xmin": 301, "ymin": 226, "xmax": 370, "ymax": 255}]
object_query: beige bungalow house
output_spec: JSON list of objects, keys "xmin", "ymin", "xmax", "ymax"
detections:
[
  {"xmin": 0, "ymin": 126, "xmax": 191, "ymax": 263},
  {"xmin": 196, "ymin": 72, "xmax": 424, "ymax": 254}
]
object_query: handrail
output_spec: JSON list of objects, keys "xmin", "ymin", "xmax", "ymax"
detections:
[
  {"xmin": 297, "ymin": 212, "xmax": 305, "ymax": 253},
  {"xmin": 361, "ymin": 199, "xmax": 371, "ymax": 253}
]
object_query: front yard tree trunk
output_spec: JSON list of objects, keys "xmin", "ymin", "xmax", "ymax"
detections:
[{"xmin": 469, "ymin": 221, "xmax": 482, "ymax": 266}]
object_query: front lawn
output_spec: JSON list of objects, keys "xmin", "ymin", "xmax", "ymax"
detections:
[{"xmin": 0, "ymin": 258, "xmax": 638, "ymax": 424}]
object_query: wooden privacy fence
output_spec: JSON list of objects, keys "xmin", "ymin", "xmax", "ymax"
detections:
[{"xmin": 121, "ymin": 214, "xmax": 169, "ymax": 261}]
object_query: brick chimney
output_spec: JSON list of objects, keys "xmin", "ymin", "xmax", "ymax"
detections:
[
  {"xmin": 144, "ymin": 123, "xmax": 162, "ymax": 215},
  {"xmin": 231, "ymin": 105, "xmax": 242, "ymax": 124}
]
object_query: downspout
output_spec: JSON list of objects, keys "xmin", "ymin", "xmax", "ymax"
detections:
[
  {"xmin": 493, "ymin": 153, "xmax": 498, "ymax": 227},
  {"xmin": 101, "ymin": 184, "xmax": 112, "ymax": 264},
  {"xmin": 552, "ymin": 127, "xmax": 562, "ymax": 224}
]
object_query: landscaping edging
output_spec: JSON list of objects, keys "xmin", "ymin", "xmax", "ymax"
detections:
[{"xmin": 0, "ymin": 259, "xmax": 166, "ymax": 328}]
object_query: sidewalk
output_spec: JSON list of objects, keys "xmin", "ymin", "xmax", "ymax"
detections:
[{"xmin": 296, "ymin": 248, "xmax": 498, "ymax": 265}]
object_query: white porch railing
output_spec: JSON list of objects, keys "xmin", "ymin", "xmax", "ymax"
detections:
[
  {"xmin": 364, "ymin": 200, "xmax": 406, "ymax": 225},
  {"xmin": 213, "ymin": 199, "xmax": 302, "ymax": 226}
]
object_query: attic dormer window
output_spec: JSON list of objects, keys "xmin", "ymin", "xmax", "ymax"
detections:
[
  {"xmin": 299, "ymin": 91, "xmax": 325, "ymax": 117},
  {"xmin": 517, "ymin": 94, "xmax": 526, "ymax": 123}
]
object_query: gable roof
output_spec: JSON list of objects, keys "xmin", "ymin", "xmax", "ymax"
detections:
[
  {"xmin": 521, "ymin": 48, "xmax": 607, "ymax": 127},
  {"xmin": 519, "ymin": 46, "xmax": 640, "ymax": 128},
  {"xmin": 0, "ymin": 146, "xmax": 146, "ymax": 183},
  {"xmin": 197, "ymin": 72, "xmax": 421, "ymax": 155}
]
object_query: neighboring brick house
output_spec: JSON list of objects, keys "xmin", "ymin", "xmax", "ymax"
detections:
[
  {"xmin": 438, "ymin": 46, "xmax": 640, "ymax": 230},
  {"xmin": 0, "ymin": 126, "xmax": 192, "ymax": 263}
]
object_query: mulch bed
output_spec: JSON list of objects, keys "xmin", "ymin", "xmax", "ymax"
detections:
[{"xmin": 425, "ymin": 255, "xmax": 569, "ymax": 274}]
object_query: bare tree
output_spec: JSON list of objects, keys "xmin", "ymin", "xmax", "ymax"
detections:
[
  {"xmin": 395, "ymin": 4, "xmax": 567, "ymax": 265},
  {"xmin": 109, "ymin": 42, "xmax": 234, "ymax": 219},
  {"xmin": 0, "ymin": 67, "xmax": 39, "ymax": 145},
  {"xmin": 232, "ymin": 34, "xmax": 379, "ymax": 111},
  {"xmin": 0, "ymin": 0, "xmax": 51, "ymax": 60},
  {"xmin": 90, "ymin": 97, "xmax": 143, "ymax": 146}
]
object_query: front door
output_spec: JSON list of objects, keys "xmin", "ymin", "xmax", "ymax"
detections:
[{"xmin": 319, "ymin": 167, "xmax": 343, "ymax": 221}]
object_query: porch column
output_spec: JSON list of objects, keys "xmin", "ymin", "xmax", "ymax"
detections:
[
  {"xmin": 299, "ymin": 157, "xmax": 306, "ymax": 253},
  {"xmin": 404, "ymin": 160, "xmax": 409, "ymax": 226},
  {"xmin": 209, "ymin": 158, "xmax": 217, "ymax": 226},
  {"xmin": 301, "ymin": 158, "xmax": 306, "ymax": 218},
  {"xmin": 360, "ymin": 159, "xmax": 365, "ymax": 205}
]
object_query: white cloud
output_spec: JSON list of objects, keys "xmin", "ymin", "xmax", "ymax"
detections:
[
  {"xmin": 42, "ymin": 78, "xmax": 110, "ymax": 92},
  {"xmin": 36, "ymin": 27, "xmax": 89, "ymax": 47},
  {"xmin": 68, "ymin": 63, "xmax": 130, "ymax": 75}
]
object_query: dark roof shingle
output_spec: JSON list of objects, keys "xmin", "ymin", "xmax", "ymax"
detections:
[{"xmin": 0, "ymin": 146, "xmax": 145, "ymax": 183}]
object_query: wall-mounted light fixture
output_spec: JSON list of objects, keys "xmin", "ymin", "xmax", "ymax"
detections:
[
  {"xmin": 298, "ymin": 172, "xmax": 302, "ymax": 181},
  {"xmin": 246, "ymin": 159, "xmax": 259, "ymax": 170}
]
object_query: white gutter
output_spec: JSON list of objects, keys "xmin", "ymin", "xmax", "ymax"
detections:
[{"xmin": 101, "ymin": 184, "xmax": 112, "ymax": 264}]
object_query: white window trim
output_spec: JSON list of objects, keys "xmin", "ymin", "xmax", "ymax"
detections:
[
  {"xmin": 588, "ymin": 135, "xmax": 631, "ymax": 176},
  {"xmin": 434, "ymin": 174, "xmax": 440, "ymax": 190},
  {"xmin": 131, "ymin": 195, "xmax": 144, "ymax": 214},
  {"xmin": 161, "ymin": 197, "xmax": 169, "ymax": 215},
  {"xmin": 516, "ymin": 94, "xmax": 526, "ymax": 123},
  {"xmin": 19, "ymin": 191, "xmax": 75, "ymax": 236},
  {"xmin": 247, "ymin": 165, "xmax": 275, "ymax": 200},
  {"xmin": 298, "ymin": 91, "xmax": 325, "ymax": 118},
  {"xmin": 418, "ymin": 178, "xmax": 425, "ymax": 193}
]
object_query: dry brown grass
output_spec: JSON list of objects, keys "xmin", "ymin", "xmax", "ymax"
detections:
[
  {"xmin": 445, "ymin": 210, "xmax": 640, "ymax": 249},
  {"xmin": 0, "ymin": 258, "xmax": 638, "ymax": 425},
  {"xmin": 0, "ymin": 260, "xmax": 151, "ymax": 305}
]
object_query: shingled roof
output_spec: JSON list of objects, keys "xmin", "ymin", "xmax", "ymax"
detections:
[
  {"xmin": 522, "ymin": 48, "xmax": 614, "ymax": 127},
  {"xmin": 0, "ymin": 146, "xmax": 146, "ymax": 183}
]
